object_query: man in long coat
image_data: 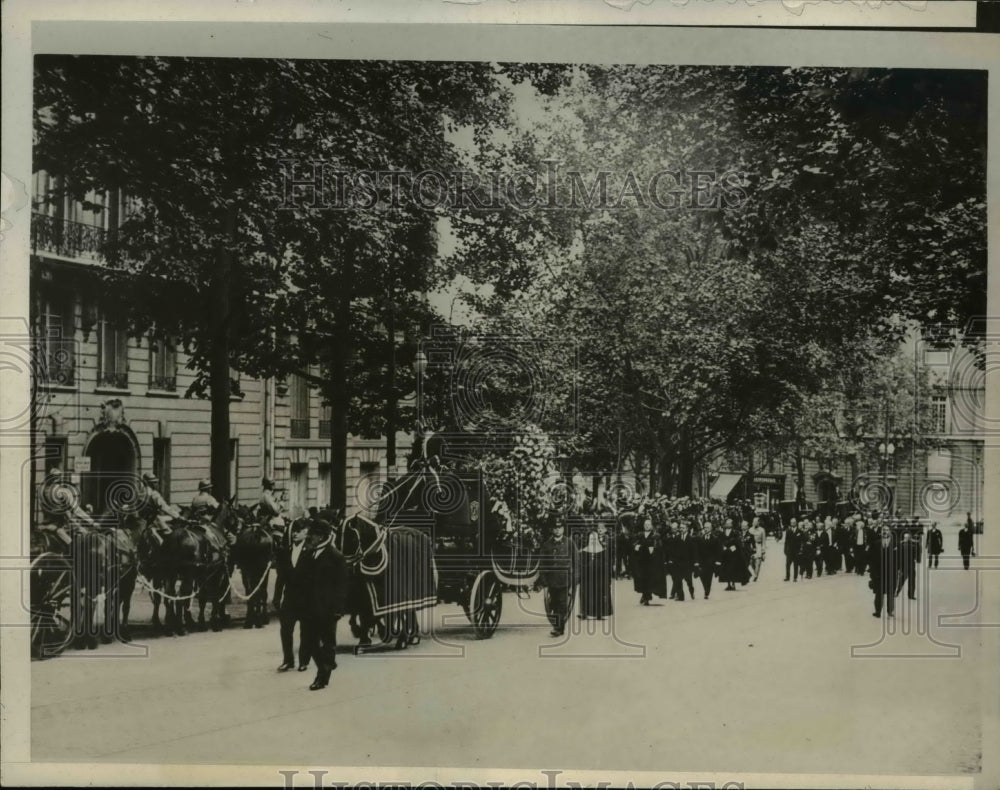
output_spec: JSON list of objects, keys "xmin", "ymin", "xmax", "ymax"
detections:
[
  {"xmin": 718, "ymin": 519, "xmax": 748, "ymax": 591},
  {"xmin": 298, "ymin": 518, "xmax": 349, "ymax": 690},
  {"xmin": 958, "ymin": 521, "xmax": 975, "ymax": 570},
  {"xmin": 869, "ymin": 524, "xmax": 899, "ymax": 618},
  {"xmin": 925, "ymin": 522, "xmax": 944, "ymax": 569},
  {"xmin": 632, "ymin": 517, "xmax": 667, "ymax": 605},
  {"xmin": 539, "ymin": 519, "xmax": 575, "ymax": 636}
]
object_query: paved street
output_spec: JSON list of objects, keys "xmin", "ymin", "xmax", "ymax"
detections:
[{"xmin": 32, "ymin": 533, "xmax": 984, "ymax": 776}]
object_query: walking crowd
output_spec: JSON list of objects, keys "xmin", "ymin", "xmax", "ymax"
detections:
[{"xmin": 537, "ymin": 494, "xmax": 981, "ymax": 634}]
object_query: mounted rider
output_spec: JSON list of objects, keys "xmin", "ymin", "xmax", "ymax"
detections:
[
  {"xmin": 37, "ymin": 467, "xmax": 95, "ymax": 546},
  {"xmin": 139, "ymin": 472, "xmax": 181, "ymax": 543},
  {"xmin": 259, "ymin": 476, "xmax": 286, "ymax": 541},
  {"xmin": 190, "ymin": 479, "xmax": 221, "ymax": 518}
]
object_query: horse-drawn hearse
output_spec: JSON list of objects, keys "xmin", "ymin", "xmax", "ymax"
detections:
[{"xmin": 336, "ymin": 430, "xmax": 540, "ymax": 653}]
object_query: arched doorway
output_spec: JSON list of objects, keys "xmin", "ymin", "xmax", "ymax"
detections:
[{"xmin": 82, "ymin": 430, "xmax": 139, "ymax": 517}]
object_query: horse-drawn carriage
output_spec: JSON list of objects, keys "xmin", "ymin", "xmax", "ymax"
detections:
[{"xmin": 338, "ymin": 433, "xmax": 540, "ymax": 653}]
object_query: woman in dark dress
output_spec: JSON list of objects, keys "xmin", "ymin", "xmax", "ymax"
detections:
[
  {"xmin": 578, "ymin": 524, "xmax": 614, "ymax": 619},
  {"xmin": 718, "ymin": 519, "xmax": 750, "ymax": 591}
]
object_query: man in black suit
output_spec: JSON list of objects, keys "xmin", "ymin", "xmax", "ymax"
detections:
[
  {"xmin": 895, "ymin": 529, "xmax": 920, "ymax": 600},
  {"xmin": 692, "ymin": 522, "xmax": 719, "ymax": 599},
  {"xmin": 852, "ymin": 519, "xmax": 869, "ymax": 576},
  {"xmin": 668, "ymin": 522, "xmax": 696, "ymax": 601},
  {"xmin": 958, "ymin": 522, "xmax": 975, "ymax": 570},
  {"xmin": 869, "ymin": 524, "xmax": 899, "ymax": 618},
  {"xmin": 813, "ymin": 522, "xmax": 828, "ymax": 578},
  {"xmin": 299, "ymin": 518, "xmax": 349, "ymax": 690},
  {"xmin": 783, "ymin": 519, "xmax": 800, "ymax": 581},
  {"xmin": 276, "ymin": 519, "xmax": 311, "ymax": 673},
  {"xmin": 925, "ymin": 522, "xmax": 944, "ymax": 569}
]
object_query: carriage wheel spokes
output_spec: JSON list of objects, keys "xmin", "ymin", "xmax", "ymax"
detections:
[
  {"xmin": 30, "ymin": 554, "xmax": 75, "ymax": 660},
  {"xmin": 466, "ymin": 571, "xmax": 502, "ymax": 639}
]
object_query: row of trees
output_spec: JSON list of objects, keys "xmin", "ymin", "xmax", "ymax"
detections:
[
  {"xmin": 33, "ymin": 56, "xmax": 570, "ymax": 507},
  {"xmin": 466, "ymin": 66, "xmax": 983, "ymax": 495},
  {"xmin": 33, "ymin": 59, "xmax": 985, "ymax": 505}
]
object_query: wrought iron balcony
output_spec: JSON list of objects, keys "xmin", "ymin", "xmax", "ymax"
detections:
[
  {"xmin": 39, "ymin": 341, "xmax": 76, "ymax": 386},
  {"xmin": 290, "ymin": 418, "xmax": 310, "ymax": 439},
  {"xmin": 31, "ymin": 213, "xmax": 107, "ymax": 260},
  {"xmin": 149, "ymin": 375, "xmax": 177, "ymax": 392},
  {"xmin": 97, "ymin": 371, "xmax": 129, "ymax": 389}
]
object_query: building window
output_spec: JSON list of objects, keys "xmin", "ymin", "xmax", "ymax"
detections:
[
  {"xmin": 149, "ymin": 334, "xmax": 177, "ymax": 391},
  {"xmin": 97, "ymin": 315, "xmax": 129, "ymax": 389},
  {"xmin": 290, "ymin": 375, "xmax": 310, "ymax": 439},
  {"xmin": 229, "ymin": 365, "xmax": 243, "ymax": 399},
  {"xmin": 931, "ymin": 396, "xmax": 948, "ymax": 434},
  {"xmin": 153, "ymin": 438, "xmax": 171, "ymax": 500},
  {"xmin": 289, "ymin": 463, "xmax": 308, "ymax": 518},
  {"xmin": 43, "ymin": 436, "xmax": 68, "ymax": 474},
  {"xmin": 319, "ymin": 400, "xmax": 331, "ymax": 439},
  {"xmin": 229, "ymin": 439, "xmax": 239, "ymax": 500},
  {"xmin": 37, "ymin": 291, "xmax": 75, "ymax": 386},
  {"xmin": 317, "ymin": 463, "xmax": 331, "ymax": 509}
]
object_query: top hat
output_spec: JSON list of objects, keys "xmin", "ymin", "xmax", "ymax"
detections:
[{"xmin": 198, "ymin": 479, "xmax": 213, "ymax": 492}]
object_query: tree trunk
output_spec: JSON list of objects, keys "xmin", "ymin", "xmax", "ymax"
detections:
[
  {"xmin": 677, "ymin": 447, "xmax": 695, "ymax": 497},
  {"xmin": 210, "ymin": 203, "xmax": 237, "ymax": 501},
  {"xmin": 795, "ymin": 448, "xmax": 806, "ymax": 509},
  {"xmin": 384, "ymin": 281, "xmax": 397, "ymax": 482},
  {"xmin": 328, "ymin": 233, "xmax": 355, "ymax": 513}
]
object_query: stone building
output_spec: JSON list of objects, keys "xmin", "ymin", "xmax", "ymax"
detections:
[{"xmin": 30, "ymin": 175, "xmax": 409, "ymax": 520}]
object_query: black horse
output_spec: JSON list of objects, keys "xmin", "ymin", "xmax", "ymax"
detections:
[
  {"xmin": 336, "ymin": 513, "xmax": 436, "ymax": 652},
  {"xmin": 231, "ymin": 505, "xmax": 275, "ymax": 629}
]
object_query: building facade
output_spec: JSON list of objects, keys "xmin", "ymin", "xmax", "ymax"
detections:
[
  {"xmin": 30, "ymin": 177, "xmax": 408, "ymax": 521},
  {"xmin": 706, "ymin": 334, "xmax": 985, "ymax": 525}
]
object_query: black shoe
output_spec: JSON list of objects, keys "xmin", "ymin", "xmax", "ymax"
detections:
[
  {"xmin": 873, "ymin": 612, "xmax": 880, "ymax": 618},
  {"xmin": 310, "ymin": 674, "xmax": 330, "ymax": 690},
  {"xmin": 784, "ymin": 577, "xmax": 790, "ymax": 582},
  {"xmin": 277, "ymin": 661, "xmax": 294, "ymax": 672},
  {"xmin": 298, "ymin": 664, "xmax": 309, "ymax": 672},
  {"xmin": 549, "ymin": 629, "xmax": 561, "ymax": 637}
]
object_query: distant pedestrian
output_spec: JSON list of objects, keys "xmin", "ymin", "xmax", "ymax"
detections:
[
  {"xmin": 813, "ymin": 522, "xmax": 828, "ymax": 578},
  {"xmin": 958, "ymin": 522, "xmax": 975, "ymax": 570},
  {"xmin": 925, "ymin": 522, "xmax": 943, "ymax": 569},
  {"xmin": 632, "ymin": 517, "xmax": 667, "ymax": 605},
  {"xmin": 784, "ymin": 519, "xmax": 800, "ymax": 582},
  {"xmin": 749, "ymin": 517, "xmax": 767, "ymax": 581},
  {"xmin": 540, "ymin": 519, "xmax": 575, "ymax": 636},
  {"xmin": 718, "ymin": 519, "xmax": 748, "ymax": 591},
  {"xmin": 578, "ymin": 525, "xmax": 613, "ymax": 620},
  {"xmin": 896, "ymin": 529, "xmax": 919, "ymax": 600},
  {"xmin": 869, "ymin": 524, "xmax": 899, "ymax": 618},
  {"xmin": 668, "ymin": 522, "xmax": 696, "ymax": 601},
  {"xmin": 797, "ymin": 522, "xmax": 815, "ymax": 579},
  {"xmin": 853, "ymin": 519, "xmax": 868, "ymax": 576},
  {"xmin": 693, "ymin": 522, "xmax": 719, "ymax": 599}
]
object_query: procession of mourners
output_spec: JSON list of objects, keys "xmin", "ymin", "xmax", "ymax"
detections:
[{"xmin": 29, "ymin": 451, "xmax": 981, "ymax": 691}]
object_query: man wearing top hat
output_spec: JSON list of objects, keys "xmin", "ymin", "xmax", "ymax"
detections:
[
  {"xmin": 276, "ymin": 518, "xmax": 312, "ymax": 673},
  {"xmin": 298, "ymin": 517, "xmax": 349, "ymax": 690}
]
